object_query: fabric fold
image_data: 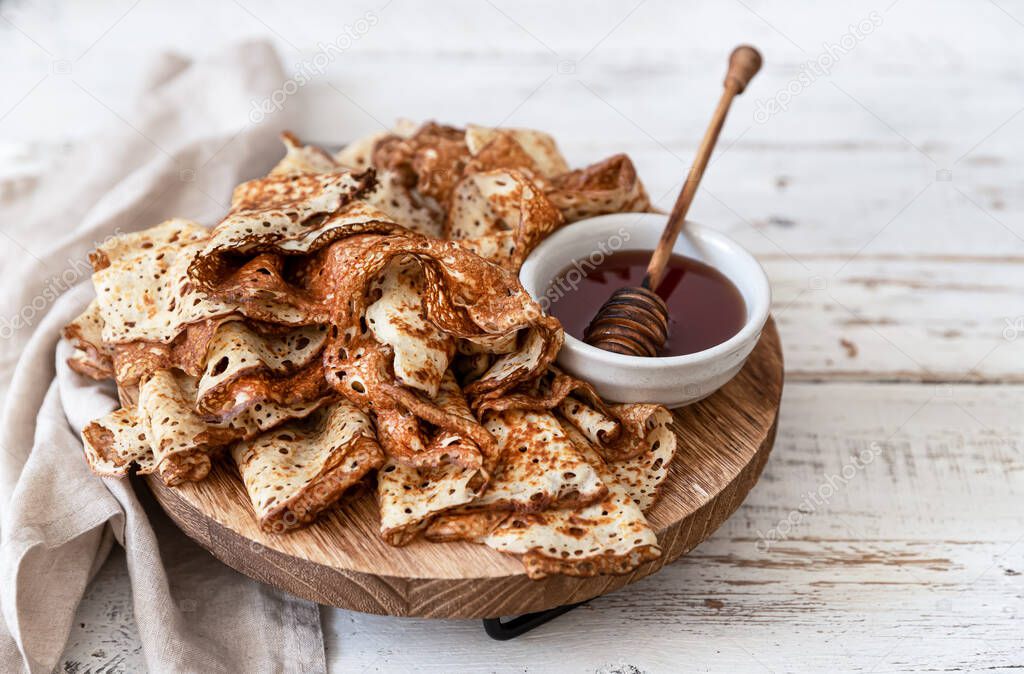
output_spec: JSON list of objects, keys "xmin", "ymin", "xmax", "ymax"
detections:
[{"xmin": 0, "ymin": 42, "xmax": 329, "ymax": 673}]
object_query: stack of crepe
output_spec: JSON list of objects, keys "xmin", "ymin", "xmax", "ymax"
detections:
[{"xmin": 65, "ymin": 121, "xmax": 677, "ymax": 580}]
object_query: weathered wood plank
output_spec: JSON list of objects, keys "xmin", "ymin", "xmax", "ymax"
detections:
[
  {"xmin": 3, "ymin": 0, "xmax": 1014, "ymax": 671},
  {"xmin": 767, "ymin": 255, "xmax": 1024, "ymax": 382},
  {"xmin": 324, "ymin": 381, "xmax": 1024, "ymax": 672}
]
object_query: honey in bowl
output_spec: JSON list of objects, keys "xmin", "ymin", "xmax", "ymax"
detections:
[{"xmin": 546, "ymin": 250, "xmax": 746, "ymax": 357}]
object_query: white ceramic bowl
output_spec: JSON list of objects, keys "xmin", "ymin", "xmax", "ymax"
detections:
[{"xmin": 519, "ymin": 213, "xmax": 771, "ymax": 408}]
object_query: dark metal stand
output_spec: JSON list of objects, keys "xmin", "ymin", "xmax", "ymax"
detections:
[{"xmin": 482, "ymin": 600, "xmax": 589, "ymax": 640}]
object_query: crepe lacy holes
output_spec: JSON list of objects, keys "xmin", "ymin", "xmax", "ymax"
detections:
[
  {"xmin": 211, "ymin": 356, "xmax": 230, "ymax": 377},
  {"xmin": 350, "ymin": 380, "xmax": 366, "ymax": 394}
]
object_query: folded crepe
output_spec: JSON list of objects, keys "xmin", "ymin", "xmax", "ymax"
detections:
[
  {"xmin": 64, "ymin": 299, "xmax": 115, "ymax": 379},
  {"xmin": 464, "ymin": 124, "xmax": 570, "ymax": 180},
  {"xmin": 482, "ymin": 443, "xmax": 661, "ymax": 579},
  {"xmin": 605, "ymin": 405, "xmax": 676, "ymax": 512},
  {"xmin": 81, "ymin": 368, "xmax": 329, "ymax": 485},
  {"xmin": 426, "ymin": 420, "xmax": 665, "ymax": 579},
  {"xmin": 67, "ymin": 120, "xmax": 678, "ymax": 581},
  {"xmin": 377, "ymin": 459, "xmax": 487, "ymax": 546},
  {"xmin": 445, "ymin": 169, "xmax": 564, "ymax": 270},
  {"xmin": 460, "ymin": 409, "xmax": 606, "ymax": 512},
  {"xmin": 232, "ymin": 400, "xmax": 383, "ymax": 533},
  {"xmin": 546, "ymin": 153, "xmax": 651, "ymax": 223}
]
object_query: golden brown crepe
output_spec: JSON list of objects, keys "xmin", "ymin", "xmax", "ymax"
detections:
[
  {"xmin": 68, "ymin": 122, "xmax": 676, "ymax": 580},
  {"xmin": 483, "ymin": 443, "xmax": 661, "ymax": 579},
  {"xmin": 232, "ymin": 400, "xmax": 382, "ymax": 533}
]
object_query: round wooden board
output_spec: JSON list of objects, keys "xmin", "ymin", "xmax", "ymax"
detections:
[{"xmin": 148, "ymin": 318, "xmax": 783, "ymax": 619}]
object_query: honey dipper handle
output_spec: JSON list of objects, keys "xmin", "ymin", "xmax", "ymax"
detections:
[{"xmin": 644, "ymin": 45, "xmax": 762, "ymax": 291}]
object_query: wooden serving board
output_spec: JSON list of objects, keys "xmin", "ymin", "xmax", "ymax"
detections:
[{"xmin": 147, "ymin": 318, "xmax": 783, "ymax": 619}]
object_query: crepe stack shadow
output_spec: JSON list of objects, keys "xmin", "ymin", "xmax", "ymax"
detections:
[{"xmin": 64, "ymin": 122, "xmax": 681, "ymax": 580}]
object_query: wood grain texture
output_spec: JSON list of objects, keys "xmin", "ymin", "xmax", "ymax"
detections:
[
  {"xmin": 11, "ymin": 1, "xmax": 1015, "ymax": 669},
  {"xmin": 146, "ymin": 320, "xmax": 782, "ymax": 618}
]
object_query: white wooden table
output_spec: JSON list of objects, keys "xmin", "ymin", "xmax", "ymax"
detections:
[{"xmin": 4, "ymin": 0, "xmax": 1022, "ymax": 671}]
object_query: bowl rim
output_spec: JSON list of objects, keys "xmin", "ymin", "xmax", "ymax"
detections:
[{"xmin": 519, "ymin": 212, "xmax": 772, "ymax": 369}]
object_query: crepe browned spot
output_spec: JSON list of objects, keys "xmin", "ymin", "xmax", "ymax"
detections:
[
  {"xmin": 377, "ymin": 460, "xmax": 487, "ymax": 546},
  {"xmin": 189, "ymin": 170, "xmax": 401, "ymax": 292},
  {"xmin": 232, "ymin": 400, "xmax": 383, "ymax": 533},
  {"xmin": 464, "ymin": 125, "xmax": 569, "ymax": 180},
  {"xmin": 91, "ymin": 219, "xmax": 313, "ymax": 346},
  {"xmin": 483, "ymin": 443, "xmax": 661, "ymax": 579},
  {"xmin": 372, "ymin": 121, "xmax": 471, "ymax": 203},
  {"xmin": 64, "ymin": 300, "xmax": 115, "ymax": 380},
  {"xmin": 472, "ymin": 409, "xmax": 606, "ymax": 512},
  {"xmin": 546, "ymin": 153, "xmax": 651, "ymax": 223},
  {"xmin": 604, "ymin": 405, "xmax": 676, "ymax": 511},
  {"xmin": 365, "ymin": 257, "xmax": 453, "ymax": 397},
  {"xmin": 81, "ymin": 407, "xmax": 156, "ymax": 477},
  {"xmin": 445, "ymin": 169, "xmax": 564, "ymax": 271}
]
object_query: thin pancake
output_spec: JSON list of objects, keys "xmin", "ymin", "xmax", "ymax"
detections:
[
  {"xmin": 464, "ymin": 125, "xmax": 569, "ymax": 179},
  {"xmin": 377, "ymin": 460, "xmax": 487, "ymax": 546},
  {"xmin": 271, "ymin": 131, "xmax": 340, "ymax": 175},
  {"xmin": 484, "ymin": 442, "xmax": 660, "ymax": 579},
  {"xmin": 471, "ymin": 409, "xmax": 606, "ymax": 512},
  {"xmin": 365, "ymin": 257, "xmax": 453, "ymax": 397},
  {"xmin": 546, "ymin": 153, "xmax": 651, "ymax": 223},
  {"xmin": 445, "ymin": 169, "xmax": 563, "ymax": 270},
  {"xmin": 605, "ymin": 405, "xmax": 676, "ymax": 511},
  {"xmin": 92, "ymin": 219, "xmax": 308, "ymax": 345},
  {"xmin": 81, "ymin": 407, "xmax": 155, "ymax": 477},
  {"xmin": 189, "ymin": 170, "xmax": 401, "ymax": 291},
  {"xmin": 232, "ymin": 400, "xmax": 383, "ymax": 533},
  {"xmin": 64, "ymin": 299, "xmax": 114, "ymax": 379}
]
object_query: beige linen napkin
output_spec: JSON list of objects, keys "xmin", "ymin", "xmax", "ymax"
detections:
[{"xmin": 0, "ymin": 41, "xmax": 327, "ymax": 673}]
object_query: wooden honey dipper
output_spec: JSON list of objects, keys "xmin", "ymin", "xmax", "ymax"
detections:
[{"xmin": 584, "ymin": 45, "xmax": 762, "ymax": 357}]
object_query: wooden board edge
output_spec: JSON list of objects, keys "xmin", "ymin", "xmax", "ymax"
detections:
[{"xmin": 147, "ymin": 410, "xmax": 778, "ymax": 618}]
